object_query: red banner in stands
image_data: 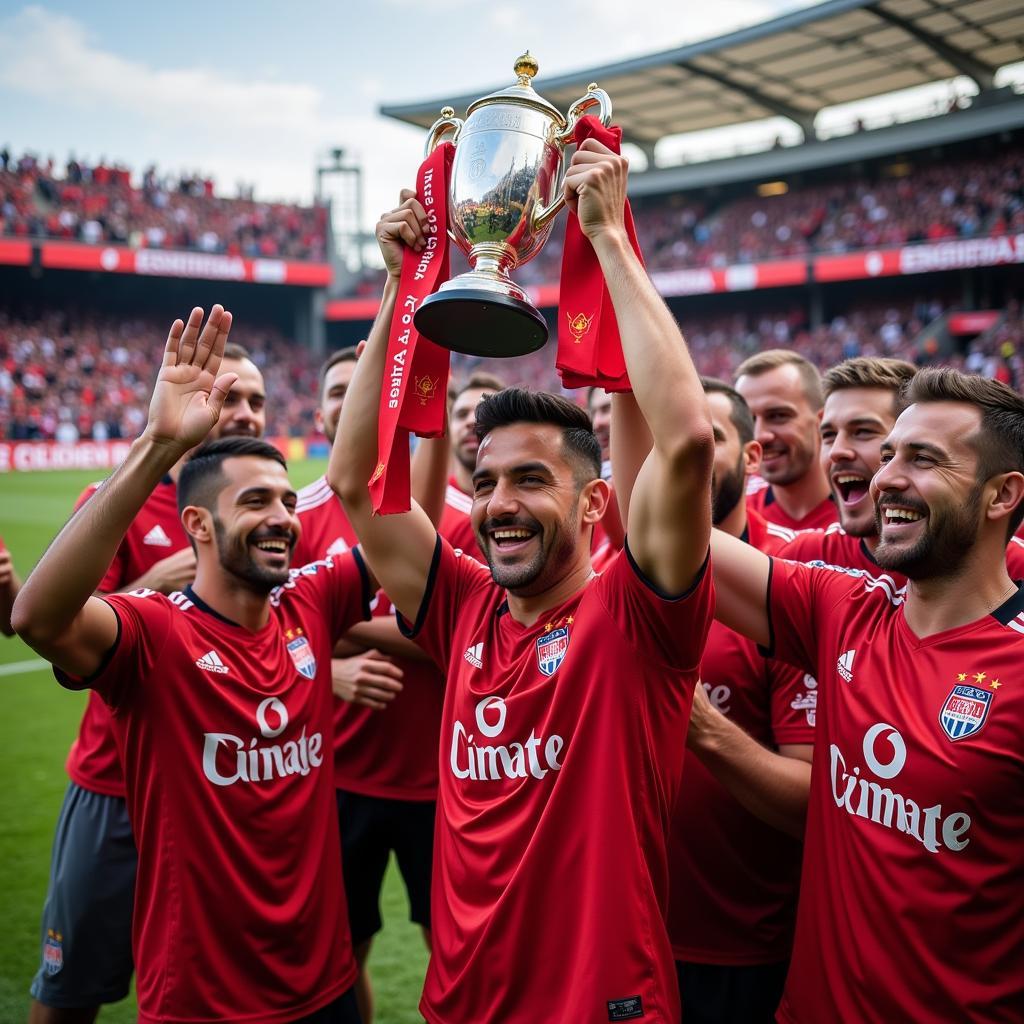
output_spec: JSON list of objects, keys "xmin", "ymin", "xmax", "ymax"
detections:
[
  {"xmin": 948, "ymin": 311, "xmax": 1001, "ymax": 335},
  {"xmin": 0, "ymin": 239, "xmax": 32, "ymax": 267},
  {"xmin": 0, "ymin": 440, "xmax": 134, "ymax": 473},
  {"xmin": 39, "ymin": 242, "xmax": 332, "ymax": 287},
  {"xmin": 814, "ymin": 234, "xmax": 1024, "ymax": 283}
]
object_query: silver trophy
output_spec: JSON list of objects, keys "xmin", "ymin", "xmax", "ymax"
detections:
[{"xmin": 413, "ymin": 53, "xmax": 612, "ymax": 357}]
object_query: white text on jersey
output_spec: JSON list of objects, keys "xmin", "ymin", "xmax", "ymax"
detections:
[
  {"xmin": 450, "ymin": 696, "xmax": 564, "ymax": 782},
  {"xmin": 830, "ymin": 722, "xmax": 971, "ymax": 853},
  {"xmin": 202, "ymin": 696, "xmax": 324, "ymax": 787}
]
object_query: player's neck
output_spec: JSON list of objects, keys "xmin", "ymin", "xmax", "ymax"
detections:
[
  {"xmin": 718, "ymin": 496, "xmax": 748, "ymax": 539},
  {"xmin": 770, "ymin": 471, "xmax": 830, "ymax": 522},
  {"xmin": 904, "ymin": 541, "xmax": 1016, "ymax": 638},
  {"xmin": 191, "ymin": 566, "xmax": 272, "ymax": 632},
  {"xmin": 505, "ymin": 557, "xmax": 595, "ymax": 628}
]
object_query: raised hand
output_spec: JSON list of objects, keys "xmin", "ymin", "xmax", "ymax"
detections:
[
  {"xmin": 376, "ymin": 188, "xmax": 430, "ymax": 279},
  {"xmin": 563, "ymin": 138, "xmax": 629, "ymax": 242},
  {"xmin": 144, "ymin": 305, "xmax": 237, "ymax": 452}
]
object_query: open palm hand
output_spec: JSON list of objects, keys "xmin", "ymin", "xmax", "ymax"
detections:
[{"xmin": 145, "ymin": 305, "xmax": 237, "ymax": 452}]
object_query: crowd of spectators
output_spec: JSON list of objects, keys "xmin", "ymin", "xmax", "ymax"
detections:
[
  {"xmin": 6, "ymin": 296, "xmax": 1021, "ymax": 443},
  {"xmin": 350, "ymin": 142, "xmax": 1024, "ymax": 293},
  {"xmin": 0, "ymin": 150, "xmax": 329, "ymax": 261}
]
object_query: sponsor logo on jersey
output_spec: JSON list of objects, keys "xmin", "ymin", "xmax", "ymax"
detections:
[
  {"xmin": 142, "ymin": 523, "xmax": 173, "ymax": 546},
  {"xmin": 939, "ymin": 684, "xmax": 992, "ymax": 742},
  {"xmin": 285, "ymin": 627, "xmax": 317, "ymax": 679},
  {"xmin": 202, "ymin": 696, "xmax": 324, "ymax": 787},
  {"xmin": 837, "ymin": 649, "xmax": 856, "ymax": 682},
  {"xmin": 450, "ymin": 695, "xmax": 565, "ymax": 782},
  {"xmin": 830, "ymin": 722, "xmax": 971, "ymax": 853},
  {"xmin": 42, "ymin": 929, "xmax": 63, "ymax": 976},
  {"xmin": 196, "ymin": 649, "xmax": 229, "ymax": 675},
  {"xmin": 463, "ymin": 642, "xmax": 484, "ymax": 669},
  {"xmin": 702, "ymin": 681, "xmax": 731, "ymax": 713},
  {"xmin": 326, "ymin": 536, "xmax": 349, "ymax": 556},
  {"xmin": 791, "ymin": 674, "xmax": 818, "ymax": 726},
  {"xmin": 536, "ymin": 625, "xmax": 570, "ymax": 677}
]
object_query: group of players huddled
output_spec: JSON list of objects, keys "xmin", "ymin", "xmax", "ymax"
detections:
[{"xmin": 10, "ymin": 140, "xmax": 1024, "ymax": 1024}]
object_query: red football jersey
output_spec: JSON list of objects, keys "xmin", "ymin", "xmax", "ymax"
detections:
[
  {"xmin": 438, "ymin": 478, "xmax": 482, "ymax": 558},
  {"xmin": 66, "ymin": 478, "xmax": 188, "ymax": 799},
  {"xmin": 766, "ymin": 558, "xmax": 1024, "ymax": 1022},
  {"xmin": 60, "ymin": 553, "xmax": 371, "ymax": 1023},
  {"xmin": 746, "ymin": 508, "xmax": 799, "ymax": 556},
  {"xmin": 404, "ymin": 538, "xmax": 714, "ymax": 1024},
  {"xmin": 777, "ymin": 523, "xmax": 908, "ymax": 589},
  {"xmin": 294, "ymin": 476, "xmax": 443, "ymax": 800},
  {"xmin": 747, "ymin": 486, "xmax": 838, "ymax": 532},
  {"xmin": 669, "ymin": 617, "xmax": 814, "ymax": 964}
]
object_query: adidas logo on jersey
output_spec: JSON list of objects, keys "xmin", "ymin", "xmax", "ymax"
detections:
[
  {"xmin": 463, "ymin": 642, "xmax": 484, "ymax": 669},
  {"xmin": 196, "ymin": 649, "xmax": 229, "ymax": 675},
  {"xmin": 837, "ymin": 649, "xmax": 856, "ymax": 683},
  {"xmin": 143, "ymin": 524, "xmax": 172, "ymax": 547}
]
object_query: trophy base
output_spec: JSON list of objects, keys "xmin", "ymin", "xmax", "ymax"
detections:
[{"xmin": 414, "ymin": 288, "xmax": 548, "ymax": 358}]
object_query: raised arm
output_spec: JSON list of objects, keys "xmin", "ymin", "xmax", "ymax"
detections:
[
  {"xmin": 330, "ymin": 192, "xmax": 440, "ymax": 624},
  {"xmin": 12, "ymin": 306, "xmax": 236, "ymax": 676},
  {"xmin": 564, "ymin": 140, "xmax": 713, "ymax": 594}
]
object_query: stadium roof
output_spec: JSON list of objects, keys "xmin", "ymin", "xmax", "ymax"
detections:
[{"xmin": 381, "ymin": 0, "xmax": 1024, "ymax": 145}]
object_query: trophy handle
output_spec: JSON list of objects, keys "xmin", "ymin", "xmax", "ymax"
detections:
[
  {"xmin": 425, "ymin": 106, "xmax": 464, "ymax": 156},
  {"xmin": 532, "ymin": 83, "xmax": 613, "ymax": 233}
]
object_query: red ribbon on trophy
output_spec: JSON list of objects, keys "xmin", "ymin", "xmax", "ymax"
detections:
[
  {"xmin": 369, "ymin": 143, "xmax": 455, "ymax": 515},
  {"xmin": 556, "ymin": 117, "xmax": 644, "ymax": 393}
]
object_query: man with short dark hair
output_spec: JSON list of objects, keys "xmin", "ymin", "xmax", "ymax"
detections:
[
  {"xmin": 668, "ymin": 376, "xmax": 814, "ymax": 1024},
  {"xmin": 28, "ymin": 340, "xmax": 269, "ymax": 1024},
  {"xmin": 709, "ymin": 366, "xmax": 1024, "ymax": 1021},
  {"xmin": 333, "ymin": 143, "xmax": 714, "ymax": 1024},
  {"xmin": 15, "ymin": 307, "xmax": 370, "ymax": 1024},
  {"xmin": 735, "ymin": 350, "xmax": 836, "ymax": 532}
]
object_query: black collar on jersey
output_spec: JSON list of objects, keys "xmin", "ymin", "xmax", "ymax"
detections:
[
  {"xmin": 990, "ymin": 581, "xmax": 1024, "ymax": 625},
  {"xmin": 161, "ymin": 474, "xmax": 174, "ymax": 486},
  {"xmin": 184, "ymin": 584, "xmax": 242, "ymax": 627},
  {"xmin": 859, "ymin": 538, "xmax": 880, "ymax": 567},
  {"xmin": 739, "ymin": 524, "xmax": 749, "ymax": 546}
]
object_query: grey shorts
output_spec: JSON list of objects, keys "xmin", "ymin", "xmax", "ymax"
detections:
[{"xmin": 30, "ymin": 782, "xmax": 137, "ymax": 1008}]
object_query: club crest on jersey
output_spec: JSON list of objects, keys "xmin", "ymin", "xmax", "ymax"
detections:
[
  {"xmin": 285, "ymin": 627, "xmax": 317, "ymax": 680},
  {"xmin": 43, "ymin": 929, "xmax": 63, "ymax": 975},
  {"xmin": 536, "ymin": 625, "xmax": 570, "ymax": 677},
  {"xmin": 939, "ymin": 684, "xmax": 992, "ymax": 741}
]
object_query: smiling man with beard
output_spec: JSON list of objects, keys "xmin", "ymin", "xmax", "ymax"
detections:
[
  {"xmin": 14, "ymin": 308, "xmax": 371, "ymax": 1024},
  {"xmin": 333, "ymin": 142, "xmax": 715, "ymax": 1024},
  {"xmin": 706, "ymin": 366, "xmax": 1024, "ymax": 1022}
]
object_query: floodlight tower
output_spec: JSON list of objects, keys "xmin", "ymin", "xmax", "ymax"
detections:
[{"xmin": 316, "ymin": 147, "xmax": 366, "ymax": 272}]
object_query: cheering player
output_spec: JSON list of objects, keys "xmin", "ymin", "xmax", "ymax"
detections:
[
  {"xmin": 333, "ymin": 141, "xmax": 714, "ymax": 1024},
  {"xmin": 668, "ymin": 379, "xmax": 814, "ymax": 1022},
  {"xmin": 709, "ymin": 367, "xmax": 1024, "ymax": 1021},
  {"xmin": 14, "ymin": 307, "xmax": 370, "ymax": 1024},
  {"xmin": 293, "ymin": 345, "xmax": 445, "ymax": 1024},
  {"xmin": 28, "ymin": 342, "xmax": 267, "ymax": 1024},
  {"xmin": 735, "ymin": 351, "xmax": 836, "ymax": 531}
]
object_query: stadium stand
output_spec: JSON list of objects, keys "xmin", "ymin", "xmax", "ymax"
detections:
[{"xmin": 0, "ymin": 150, "xmax": 328, "ymax": 261}]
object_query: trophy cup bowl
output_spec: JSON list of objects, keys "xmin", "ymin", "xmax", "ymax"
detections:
[{"xmin": 413, "ymin": 53, "xmax": 612, "ymax": 358}]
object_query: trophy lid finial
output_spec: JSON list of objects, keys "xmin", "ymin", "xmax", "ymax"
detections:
[{"xmin": 514, "ymin": 51, "xmax": 539, "ymax": 86}]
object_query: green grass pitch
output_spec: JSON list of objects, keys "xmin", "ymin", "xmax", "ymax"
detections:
[{"xmin": 0, "ymin": 459, "xmax": 430, "ymax": 1023}]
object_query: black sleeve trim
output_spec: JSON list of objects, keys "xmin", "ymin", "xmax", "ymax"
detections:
[
  {"xmin": 397, "ymin": 533, "xmax": 442, "ymax": 640},
  {"xmin": 623, "ymin": 540, "xmax": 710, "ymax": 602},
  {"xmin": 54, "ymin": 601, "xmax": 124, "ymax": 691},
  {"xmin": 757, "ymin": 556, "xmax": 777, "ymax": 659},
  {"xmin": 350, "ymin": 546, "xmax": 373, "ymax": 621}
]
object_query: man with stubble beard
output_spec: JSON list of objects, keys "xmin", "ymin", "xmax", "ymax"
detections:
[{"xmin": 735, "ymin": 350, "xmax": 837, "ymax": 533}]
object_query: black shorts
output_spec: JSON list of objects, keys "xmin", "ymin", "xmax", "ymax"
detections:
[
  {"xmin": 675, "ymin": 960, "xmax": 789, "ymax": 1024},
  {"xmin": 336, "ymin": 788, "xmax": 435, "ymax": 946},
  {"xmin": 291, "ymin": 985, "xmax": 361, "ymax": 1023},
  {"xmin": 30, "ymin": 782, "xmax": 137, "ymax": 1008}
]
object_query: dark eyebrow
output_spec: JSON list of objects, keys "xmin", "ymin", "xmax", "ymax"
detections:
[
  {"xmin": 237, "ymin": 486, "xmax": 297, "ymax": 503},
  {"xmin": 880, "ymin": 439, "xmax": 949, "ymax": 460},
  {"xmin": 471, "ymin": 461, "xmax": 551, "ymax": 486}
]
